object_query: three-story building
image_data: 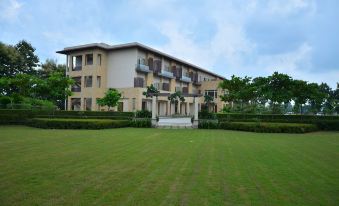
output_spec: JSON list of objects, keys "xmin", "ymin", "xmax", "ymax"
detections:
[{"xmin": 57, "ymin": 42, "xmax": 226, "ymax": 115}]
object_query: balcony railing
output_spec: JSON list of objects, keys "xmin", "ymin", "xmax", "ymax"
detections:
[
  {"xmin": 136, "ymin": 64, "xmax": 151, "ymax": 73},
  {"xmin": 72, "ymin": 66, "xmax": 82, "ymax": 71},
  {"xmin": 159, "ymin": 70, "xmax": 174, "ymax": 78},
  {"xmin": 154, "ymin": 82, "xmax": 170, "ymax": 91},
  {"xmin": 181, "ymin": 75, "xmax": 191, "ymax": 83}
]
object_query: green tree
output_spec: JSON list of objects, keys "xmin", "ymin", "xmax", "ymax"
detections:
[
  {"xmin": 266, "ymin": 72, "xmax": 293, "ymax": 113},
  {"xmin": 168, "ymin": 91, "xmax": 185, "ymax": 114},
  {"xmin": 97, "ymin": 88, "xmax": 122, "ymax": 110},
  {"xmin": 203, "ymin": 94, "xmax": 214, "ymax": 112},
  {"xmin": 142, "ymin": 84, "xmax": 159, "ymax": 98},
  {"xmin": 291, "ymin": 80, "xmax": 309, "ymax": 114},
  {"xmin": 38, "ymin": 59, "xmax": 66, "ymax": 78},
  {"xmin": 219, "ymin": 75, "xmax": 254, "ymax": 112},
  {"xmin": 0, "ymin": 40, "xmax": 39, "ymax": 77},
  {"xmin": 15, "ymin": 40, "xmax": 39, "ymax": 75}
]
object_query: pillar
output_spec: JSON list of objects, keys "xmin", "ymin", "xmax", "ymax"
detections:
[
  {"xmin": 193, "ymin": 97, "xmax": 199, "ymax": 128},
  {"xmin": 151, "ymin": 96, "xmax": 157, "ymax": 127},
  {"xmin": 177, "ymin": 101, "xmax": 181, "ymax": 115}
]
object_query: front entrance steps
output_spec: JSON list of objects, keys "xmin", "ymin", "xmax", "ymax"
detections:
[{"xmin": 157, "ymin": 117, "xmax": 193, "ymax": 128}]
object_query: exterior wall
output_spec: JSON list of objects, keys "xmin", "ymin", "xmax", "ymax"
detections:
[
  {"xmin": 66, "ymin": 49, "xmax": 107, "ymax": 111},
  {"xmin": 106, "ymin": 48, "xmax": 137, "ymax": 88},
  {"xmin": 200, "ymin": 79, "xmax": 226, "ymax": 112}
]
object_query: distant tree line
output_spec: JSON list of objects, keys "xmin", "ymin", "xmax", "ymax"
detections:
[
  {"xmin": 218, "ymin": 72, "xmax": 339, "ymax": 115},
  {"xmin": 0, "ymin": 40, "xmax": 74, "ymax": 109}
]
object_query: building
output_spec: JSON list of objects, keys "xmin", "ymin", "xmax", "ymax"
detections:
[{"xmin": 57, "ymin": 42, "xmax": 226, "ymax": 115}]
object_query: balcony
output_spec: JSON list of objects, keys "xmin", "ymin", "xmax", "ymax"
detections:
[
  {"xmin": 72, "ymin": 66, "xmax": 82, "ymax": 71},
  {"xmin": 154, "ymin": 82, "xmax": 170, "ymax": 91},
  {"xmin": 181, "ymin": 75, "xmax": 191, "ymax": 83},
  {"xmin": 158, "ymin": 70, "xmax": 174, "ymax": 78},
  {"xmin": 136, "ymin": 64, "xmax": 151, "ymax": 73},
  {"xmin": 134, "ymin": 77, "xmax": 146, "ymax": 88}
]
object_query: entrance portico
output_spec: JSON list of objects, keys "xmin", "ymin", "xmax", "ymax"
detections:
[{"xmin": 150, "ymin": 93, "xmax": 202, "ymax": 128}]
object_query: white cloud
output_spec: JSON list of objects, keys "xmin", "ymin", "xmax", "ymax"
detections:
[
  {"xmin": 0, "ymin": 0, "xmax": 23, "ymax": 22},
  {"xmin": 257, "ymin": 42, "xmax": 313, "ymax": 74},
  {"xmin": 267, "ymin": 0, "xmax": 316, "ymax": 16}
]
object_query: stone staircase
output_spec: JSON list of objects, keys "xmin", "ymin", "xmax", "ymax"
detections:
[{"xmin": 157, "ymin": 117, "xmax": 193, "ymax": 129}]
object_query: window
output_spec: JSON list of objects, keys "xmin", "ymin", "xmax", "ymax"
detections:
[
  {"xmin": 84, "ymin": 98, "xmax": 92, "ymax": 111},
  {"xmin": 138, "ymin": 58, "xmax": 146, "ymax": 65},
  {"xmin": 85, "ymin": 54, "xmax": 93, "ymax": 65},
  {"xmin": 97, "ymin": 76, "xmax": 101, "ymax": 88},
  {"xmin": 97, "ymin": 54, "xmax": 102, "ymax": 66},
  {"xmin": 72, "ymin": 55, "xmax": 82, "ymax": 71},
  {"xmin": 84, "ymin": 76, "xmax": 92, "ymax": 87},
  {"xmin": 71, "ymin": 98, "xmax": 81, "ymax": 111},
  {"xmin": 71, "ymin": 77, "xmax": 81, "ymax": 92},
  {"xmin": 205, "ymin": 90, "xmax": 218, "ymax": 99}
]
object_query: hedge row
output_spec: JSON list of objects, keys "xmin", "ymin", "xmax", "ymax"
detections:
[
  {"xmin": 28, "ymin": 118, "xmax": 131, "ymax": 129},
  {"xmin": 130, "ymin": 118, "xmax": 152, "ymax": 128},
  {"xmin": 0, "ymin": 109, "xmax": 134, "ymax": 125},
  {"xmin": 219, "ymin": 122, "xmax": 318, "ymax": 133},
  {"xmin": 199, "ymin": 120, "xmax": 318, "ymax": 133},
  {"xmin": 215, "ymin": 113, "xmax": 339, "ymax": 123}
]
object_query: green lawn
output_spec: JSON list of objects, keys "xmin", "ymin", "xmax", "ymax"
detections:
[{"xmin": 0, "ymin": 126, "xmax": 338, "ymax": 206}]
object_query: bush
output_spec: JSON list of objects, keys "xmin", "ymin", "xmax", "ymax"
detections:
[
  {"xmin": 218, "ymin": 122, "xmax": 318, "ymax": 133},
  {"xmin": 0, "ymin": 109, "xmax": 33, "ymax": 124},
  {"xmin": 130, "ymin": 118, "xmax": 152, "ymax": 128},
  {"xmin": 198, "ymin": 110, "xmax": 216, "ymax": 119},
  {"xmin": 216, "ymin": 113, "xmax": 339, "ymax": 123},
  {"xmin": 135, "ymin": 110, "xmax": 152, "ymax": 118},
  {"xmin": 0, "ymin": 96, "xmax": 12, "ymax": 108},
  {"xmin": 198, "ymin": 119, "xmax": 219, "ymax": 129},
  {"xmin": 315, "ymin": 120, "xmax": 339, "ymax": 131},
  {"xmin": 28, "ymin": 118, "xmax": 130, "ymax": 129}
]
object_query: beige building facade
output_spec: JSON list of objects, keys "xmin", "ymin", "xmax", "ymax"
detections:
[{"xmin": 57, "ymin": 42, "xmax": 227, "ymax": 115}]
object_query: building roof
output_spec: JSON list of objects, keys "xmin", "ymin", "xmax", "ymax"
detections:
[{"xmin": 56, "ymin": 42, "xmax": 225, "ymax": 80}]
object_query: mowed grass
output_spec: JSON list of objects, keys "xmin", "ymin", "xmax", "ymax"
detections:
[{"xmin": 0, "ymin": 126, "xmax": 338, "ymax": 206}]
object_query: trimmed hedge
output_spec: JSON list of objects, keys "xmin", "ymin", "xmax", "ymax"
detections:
[
  {"xmin": 0, "ymin": 109, "xmax": 134, "ymax": 125},
  {"xmin": 218, "ymin": 122, "xmax": 318, "ymax": 133},
  {"xmin": 130, "ymin": 118, "xmax": 152, "ymax": 128},
  {"xmin": 216, "ymin": 113, "xmax": 339, "ymax": 123},
  {"xmin": 28, "ymin": 118, "xmax": 130, "ymax": 129},
  {"xmin": 0, "ymin": 109, "xmax": 33, "ymax": 125}
]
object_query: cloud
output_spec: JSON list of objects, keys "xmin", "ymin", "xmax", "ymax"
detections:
[
  {"xmin": 267, "ymin": 0, "xmax": 317, "ymax": 16},
  {"xmin": 0, "ymin": 0, "xmax": 23, "ymax": 22}
]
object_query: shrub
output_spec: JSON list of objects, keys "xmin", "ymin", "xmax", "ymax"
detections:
[
  {"xmin": 28, "ymin": 118, "xmax": 130, "ymax": 129},
  {"xmin": 130, "ymin": 118, "xmax": 152, "ymax": 128},
  {"xmin": 0, "ymin": 109, "xmax": 33, "ymax": 124},
  {"xmin": 315, "ymin": 120, "xmax": 339, "ymax": 131},
  {"xmin": 218, "ymin": 122, "xmax": 318, "ymax": 133},
  {"xmin": 198, "ymin": 119, "xmax": 219, "ymax": 129},
  {"xmin": 0, "ymin": 96, "xmax": 12, "ymax": 108},
  {"xmin": 135, "ymin": 110, "xmax": 152, "ymax": 118},
  {"xmin": 198, "ymin": 110, "xmax": 216, "ymax": 119}
]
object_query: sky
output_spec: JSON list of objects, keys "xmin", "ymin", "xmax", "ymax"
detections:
[{"xmin": 0, "ymin": 0, "xmax": 338, "ymax": 88}]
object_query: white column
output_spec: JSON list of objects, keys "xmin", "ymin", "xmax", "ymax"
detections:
[
  {"xmin": 151, "ymin": 96, "xmax": 157, "ymax": 127},
  {"xmin": 152, "ymin": 96, "xmax": 157, "ymax": 119},
  {"xmin": 193, "ymin": 97, "xmax": 199, "ymax": 128},
  {"xmin": 177, "ymin": 101, "xmax": 181, "ymax": 115},
  {"xmin": 194, "ymin": 98, "xmax": 198, "ymax": 120}
]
